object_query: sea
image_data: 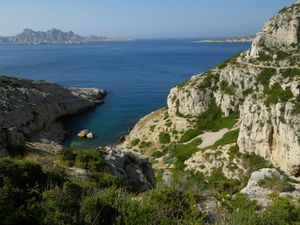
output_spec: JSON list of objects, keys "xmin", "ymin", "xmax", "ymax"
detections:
[{"xmin": 0, "ymin": 39, "xmax": 250, "ymax": 148}]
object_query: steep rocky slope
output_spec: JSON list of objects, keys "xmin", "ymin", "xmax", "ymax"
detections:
[
  {"xmin": 123, "ymin": 1, "xmax": 300, "ymax": 178},
  {"xmin": 0, "ymin": 75, "xmax": 106, "ymax": 156}
]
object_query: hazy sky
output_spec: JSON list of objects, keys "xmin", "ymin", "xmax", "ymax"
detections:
[{"xmin": 0, "ymin": 0, "xmax": 295, "ymax": 38}]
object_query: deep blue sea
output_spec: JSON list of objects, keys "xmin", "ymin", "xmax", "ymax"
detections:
[{"xmin": 0, "ymin": 40, "xmax": 250, "ymax": 148}]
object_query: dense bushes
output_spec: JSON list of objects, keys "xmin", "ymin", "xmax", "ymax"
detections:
[
  {"xmin": 196, "ymin": 101, "xmax": 238, "ymax": 133},
  {"xmin": 0, "ymin": 156, "xmax": 205, "ymax": 225},
  {"xmin": 256, "ymin": 68, "xmax": 276, "ymax": 86},
  {"xmin": 179, "ymin": 128, "xmax": 201, "ymax": 143},
  {"xmin": 264, "ymin": 83, "xmax": 293, "ymax": 105},
  {"xmin": 2, "ymin": 156, "xmax": 300, "ymax": 225},
  {"xmin": 159, "ymin": 132, "xmax": 171, "ymax": 144},
  {"xmin": 227, "ymin": 195, "xmax": 300, "ymax": 225}
]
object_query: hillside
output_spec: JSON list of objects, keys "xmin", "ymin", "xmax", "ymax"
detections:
[{"xmin": 122, "ymin": 0, "xmax": 300, "ymax": 193}]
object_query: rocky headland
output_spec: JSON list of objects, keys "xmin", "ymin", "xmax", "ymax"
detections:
[
  {"xmin": 193, "ymin": 35, "xmax": 255, "ymax": 43},
  {"xmin": 0, "ymin": 28, "xmax": 132, "ymax": 45},
  {"xmin": 121, "ymin": 1, "xmax": 300, "ymax": 204},
  {"xmin": 0, "ymin": 75, "xmax": 106, "ymax": 156}
]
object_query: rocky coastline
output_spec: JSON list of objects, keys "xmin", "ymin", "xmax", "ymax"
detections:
[{"xmin": 0, "ymin": 75, "xmax": 106, "ymax": 156}]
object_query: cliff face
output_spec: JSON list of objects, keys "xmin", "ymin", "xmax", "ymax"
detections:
[
  {"xmin": 167, "ymin": 2, "xmax": 300, "ymax": 176},
  {"xmin": 123, "ymin": 2, "xmax": 300, "ymax": 178},
  {"xmin": 249, "ymin": 4, "xmax": 300, "ymax": 57},
  {"xmin": 0, "ymin": 75, "xmax": 106, "ymax": 156}
]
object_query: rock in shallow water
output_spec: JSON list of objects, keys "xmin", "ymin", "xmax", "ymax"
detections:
[
  {"xmin": 77, "ymin": 129, "xmax": 90, "ymax": 138},
  {"xmin": 86, "ymin": 132, "xmax": 93, "ymax": 139}
]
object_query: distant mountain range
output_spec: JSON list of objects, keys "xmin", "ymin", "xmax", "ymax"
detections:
[
  {"xmin": 0, "ymin": 28, "xmax": 132, "ymax": 45},
  {"xmin": 193, "ymin": 35, "xmax": 255, "ymax": 43}
]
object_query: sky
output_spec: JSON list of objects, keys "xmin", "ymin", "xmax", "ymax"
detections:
[{"xmin": 0, "ymin": 0, "xmax": 296, "ymax": 38}]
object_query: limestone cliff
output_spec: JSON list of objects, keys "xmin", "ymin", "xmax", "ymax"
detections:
[
  {"xmin": 0, "ymin": 75, "xmax": 106, "ymax": 156},
  {"xmin": 123, "ymin": 1, "xmax": 300, "ymax": 178}
]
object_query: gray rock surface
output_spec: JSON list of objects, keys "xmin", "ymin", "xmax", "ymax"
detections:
[
  {"xmin": 102, "ymin": 146, "xmax": 155, "ymax": 193},
  {"xmin": 241, "ymin": 168, "xmax": 300, "ymax": 206},
  {"xmin": 0, "ymin": 75, "xmax": 106, "ymax": 155}
]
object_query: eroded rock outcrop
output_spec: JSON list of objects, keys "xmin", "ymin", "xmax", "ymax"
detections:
[
  {"xmin": 0, "ymin": 75, "xmax": 106, "ymax": 155},
  {"xmin": 241, "ymin": 168, "xmax": 300, "ymax": 206},
  {"xmin": 102, "ymin": 147, "xmax": 155, "ymax": 193}
]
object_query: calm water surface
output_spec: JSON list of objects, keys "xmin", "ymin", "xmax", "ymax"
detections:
[{"xmin": 0, "ymin": 40, "xmax": 250, "ymax": 148}]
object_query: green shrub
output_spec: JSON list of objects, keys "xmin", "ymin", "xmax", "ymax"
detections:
[
  {"xmin": 80, "ymin": 188, "xmax": 123, "ymax": 225},
  {"xmin": 276, "ymin": 50, "xmax": 289, "ymax": 60},
  {"xmin": 257, "ymin": 52, "xmax": 273, "ymax": 61},
  {"xmin": 149, "ymin": 125, "xmax": 156, "ymax": 132},
  {"xmin": 0, "ymin": 158, "xmax": 46, "ymax": 225},
  {"xmin": 74, "ymin": 150, "xmax": 105, "ymax": 171},
  {"xmin": 220, "ymin": 80, "xmax": 235, "ymax": 95},
  {"xmin": 281, "ymin": 68, "xmax": 300, "ymax": 78},
  {"xmin": 228, "ymin": 145, "xmax": 240, "ymax": 161},
  {"xmin": 258, "ymin": 196, "xmax": 300, "ymax": 225},
  {"xmin": 256, "ymin": 68, "xmax": 276, "ymax": 86},
  {"xmin": 264, "ymin": 83, "xmax": 293, "ymax": 105},
  {"xmin": 208, "ymin": 129, "xmax": 240, "ymax": 150},
  {"xmin": 207, "ymin": 168, "xmax": 241, "ymax": 194},
  {"xmin": 241, "ymin": 153, "xmax": 271, "ymax": 182},
  {"xmin": 159, "ymin": 132, "xmax": 171, "ymax": 144},
  {"xmin": 198, "ymin": 71, "xmax": 219, "ymax": 89},
  {"xmin": 258, "ymin": 175, "xmax": 295, "ymax": 193},
  {"xmin": 196, "ymin": 101, "xmax": 239, "ymax": 133},
  {"xmin": 151, "ymin": 150, "xmax": 165, "ymax": 158},
  {"xmin": 179, "ymin": 128, "xmax": 201, "ymax": 143},
  {"xmin": 42, "ymin": 182, "xmax": 83, "ymax": 225},
  {"xmin": 131, "ymin": 138, "xmax": 140, "ymax": 147},
  {"xmin": 136, "ymin": 187, "xmax": 203, "ymax": 224},
  {"xmin": 170, "ymin": 138, "xmax": 202, "ymax": 170},
  {"xmin": 139, "ymin": 141, "xmax": 152, "ymax": 148}
]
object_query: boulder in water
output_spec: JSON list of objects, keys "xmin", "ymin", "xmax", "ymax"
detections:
[
  {"xmin": 86, "ymin": 132, "xmax": 93, "ymax": 139},
  {"xmin": 77, "ymin": 129, "xmax": 89, "ymax": 138}
]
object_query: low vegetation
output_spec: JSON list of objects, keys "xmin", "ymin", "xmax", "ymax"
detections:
[
  {"xmin": 256, "ymin": 68, "xmax": 276, "ymax": 86},
  {"xmin": 281, "ymin": 68, "xmax": 300, "ymax": 78},
  {"xmin": 196, "ymin": 101, "xmax": 239, "ymax": 133},
  {"xmin": 220, "ymin": 80, "xmax": 235, "ymax": 95},
  {"xmin": 130, "ymin": 138, "xmax": 140, "ymax": 147},
  {"xmin": 166, "ymin": 138, "xmax": 203, "ymax": 170},
  {"xmin": 264, "ymin": 83, "xmax": 293, "ymax": 105},
  {"xmin": 159, "ymin": 132, "xmax": 171, "ymax": 144},
  {"xmin": 258, "ymin": 175, "xmax": 295, "ymax": 193},
  {"xmin": 179, "ymin": 128, "xmax": 201, "ymax": 143}
]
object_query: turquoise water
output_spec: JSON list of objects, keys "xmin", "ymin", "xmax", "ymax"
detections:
[{"xmin": 0, "ymin": 40, "xmax": 250, "ymax": 147}]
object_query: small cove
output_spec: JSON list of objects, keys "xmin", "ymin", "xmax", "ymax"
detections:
[{"xmin": 0, "ymin": 39, "xmax": 250, "ymax": 148}]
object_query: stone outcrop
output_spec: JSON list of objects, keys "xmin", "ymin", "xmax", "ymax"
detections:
[
  {"xmin": 66, "ymin": 146, "xmax": 155, "ymax": 193},
  {"xmin": 248, "ymin": 4, "xmax": 300, "ymax": 57},
  {"xmin": 241, "ymin": 168, "xmax": 300, "ymax": 206},
  {"xmin": 102, "ymin": 147, "xmax": 155, "ymax": 193},
  {"xmin": 0, "ymin": 75, "xmax": 106, "ymax": 155}
]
